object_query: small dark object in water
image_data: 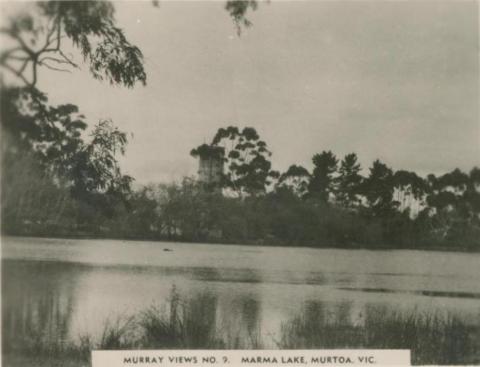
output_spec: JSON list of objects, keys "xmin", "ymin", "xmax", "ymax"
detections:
[{"xmin": 163, "ymin": 248, "xmax": 173, "ymax": 252}]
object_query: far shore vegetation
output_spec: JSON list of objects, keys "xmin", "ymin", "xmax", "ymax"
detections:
[
  {"xmin": 2, "ymin": 119, "xmax": 480, "ymax": 251},
  {"xmin": 1, "ymin": 2, "xmax": 479, "ymax": 252},
  {"xmin": 3, "ymin": 290, "xmax": 479, "ymax": 366}
]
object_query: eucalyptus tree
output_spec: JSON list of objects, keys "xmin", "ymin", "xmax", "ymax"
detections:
[
  {"xmin": 425, "ymin": 169, "xmax": 470, "ymax": 211},
  {"xmin": 392, "ymin": 170, "xmax": 427, "ymax": 213},
  {"xmin": 0, "ymin": 0, "xmax": 261, "ymax": 88},
  {"xmin": 69, "ymin": 119, "xmax": 133, "ymax": 199},
  {"xmin": 437, "ymin": 169, "xmax": 470, "ymax": 195},
  {"xmin": 276, "ymin": 164, "xmax": 311, "ymax": 198},
  {"xmin": 0, "ymin": 1, "xmax": 146, "ymax": 89}
]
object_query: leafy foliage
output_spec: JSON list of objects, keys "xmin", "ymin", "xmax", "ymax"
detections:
[
  {"xmin": 1, "ymin": 1, "xmax": 146, "ymax": 88},
  {"xmin": 1, "ymin": 1, "xmax": 143, "ymax": 233},
  {"xmin": 225, "ymin": 0, "xmax": 258, "ymax": 34},
  {"xmin": 1, "ymin": 86, "xmax": 133, "ymax": 230},
  {"xmin": 276, "ymin": 165, "xmax": 311, "ymax": 198},
  {"xmin": 69, "ymin": 119, "xmax": 133, "ymax": 199}
]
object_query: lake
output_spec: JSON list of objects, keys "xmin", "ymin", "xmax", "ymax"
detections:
[{"xmin": 2, "ymin": 236, "xmax": 480, "ymax": 351}]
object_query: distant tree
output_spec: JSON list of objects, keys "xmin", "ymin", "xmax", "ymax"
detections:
[
  {"xmin": 276, "ymin": 164, "xmax": 311, "ymax": 198},
  {"xmin": 121, "ymin": 186, "xmax": 159, "ymax": 236},
  {"xmin": 308, "ymin": 150, "xmax": 338, "ymax": 203},
  {"xmin": 464, "ymin": 167, "xmax": 480, "ymax": 215},
  {"xmin": 362, "ymin": 159, "xmax": 396, "ymax": 216},
  {"xmin": 153, "ymin": 178, "xmax": 222, "ymax": 241},
  {"xmin": 425, "ymin": 169, "xmax": 470, "ymax": 213},
  {"xmin": 470, "ymin": 167, "xmax": 480, "ymax": 187},
  {"xmin": 416, "ymin": 168, "xmax": 480, "ymax": 248},
  {"xmin": 426, "ymin": 190, "xmax": 457, "ymax": 212},
  {"xmin": 437, "ymin": 169, "xmax": 470, "ymax": 195},
  {"xmin": 392, "ymin": 170, "xmax": 427, "ymax": 213},
  {"xmin": 336, "ymin": 153, "xmax": 363, "ymax": 209}
]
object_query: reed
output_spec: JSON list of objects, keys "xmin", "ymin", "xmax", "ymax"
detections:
[{"xmin": 3, "ymin": 294, "xmax": 478, "ymax": 366}]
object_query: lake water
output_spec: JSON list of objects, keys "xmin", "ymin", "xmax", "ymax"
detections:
[{"xmin": 2, "ymin": 236, "xmax": 480, "ymax": 348}]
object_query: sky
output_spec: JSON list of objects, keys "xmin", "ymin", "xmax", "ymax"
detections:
[{"xmin": 2, "ymin": 0, "xmax": 479, "ymax": 184}]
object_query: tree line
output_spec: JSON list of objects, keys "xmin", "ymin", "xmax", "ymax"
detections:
[
  {"xmin": 110, "ymin": 127, "xmax": 478, "ymax": 250},
  {"xmin": 4, "ymin": 116, "xmax": 479, "ymax": 251},
  {"xmin": 1, "ymin": 1, "xmax": 479, "ymax": 251}
]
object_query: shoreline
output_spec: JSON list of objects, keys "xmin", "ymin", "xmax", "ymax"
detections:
[{"xmin": 2, "ymin": 232, "xmax": 478, "ymax": 254}]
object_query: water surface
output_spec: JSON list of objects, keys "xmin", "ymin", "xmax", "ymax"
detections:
[{"xmin": 2, "ymin": 236, "xmax": 480, "ymax": 347}]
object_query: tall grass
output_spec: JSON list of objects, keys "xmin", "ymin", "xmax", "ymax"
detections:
[
  {"xmin": 140, "ymin": 291, "xmax": 224, "ymax": 348},
  {"xmin": 278, "ymin": 305, "xmax": 477, "ymax": 365},
  {"xmin": 3, "ymin": 292, "xmax": 479, "ymax": 366}
]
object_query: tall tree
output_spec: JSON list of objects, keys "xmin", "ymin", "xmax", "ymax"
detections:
[
  {"xmin": 362, "ymin": 159, "xmax": 396, "ymax": 216},
  {"xmin": 69, "ymin": 119, "xmax": 133, "ymax": 199},
  {"xmin": 336, "ymin": 153, "xmax": 363, "ymax": 209},
  {"xmin": 308, "ymin": 150, "xmax": 338, "ymax": 203}
]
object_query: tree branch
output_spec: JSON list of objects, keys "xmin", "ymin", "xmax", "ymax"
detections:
[
  {"xmin": 58, "ymin": 50, "xmax": 78, "ymax": 68},
  {"xmin": 1, "ymin": 61, "xmax": 32, "ymax": 87},
  {"xmin": 39, "ymin": 56, "xmax": 71, "ymax": 65},
  {"xmin": 18, "ymin": 58, "xmax": 30, "ymax": 75},
  {"xmin": 38, "ymin": 60, "xmax": 72, "ymax": 73},
  {"xmin": 43, "ymin": 17, "xmax": 58, "ymax": 49}
]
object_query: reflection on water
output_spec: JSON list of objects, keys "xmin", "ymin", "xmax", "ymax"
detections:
[
  {"xmin": 2, "ymin": 261, "xmax": 78, "ymax": 352},
  {"xmin": 2, "ymin": 237, "xmax": 480, "ymax": 361}
]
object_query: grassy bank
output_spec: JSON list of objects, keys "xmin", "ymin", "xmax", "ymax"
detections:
[{"xmin": 3, "ymin": 292, "xmax": 479, "ymax": 366}]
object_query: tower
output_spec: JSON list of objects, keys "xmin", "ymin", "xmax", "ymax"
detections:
[{"xmin": 192, "ymin": 144, "xmax": 225, "ymax": 188}]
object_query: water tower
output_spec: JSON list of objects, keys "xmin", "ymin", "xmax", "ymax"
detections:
[{"xmin": 191, "ymin": 144, "xmax": 225, "ymax": 187}]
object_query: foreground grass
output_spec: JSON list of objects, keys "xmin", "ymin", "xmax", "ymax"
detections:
[
  {"xmin": 279, "ymin": 306, "xmax": 478, "ymax": 365},
  {"xmin": 3, "ymin": 293, "xmax": 479, "ymax": 366}
]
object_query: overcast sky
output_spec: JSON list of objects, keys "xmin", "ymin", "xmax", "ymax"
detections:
[{"xmin": 4, "ymin": 1, "xmax": 480, "ymax": 184}]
